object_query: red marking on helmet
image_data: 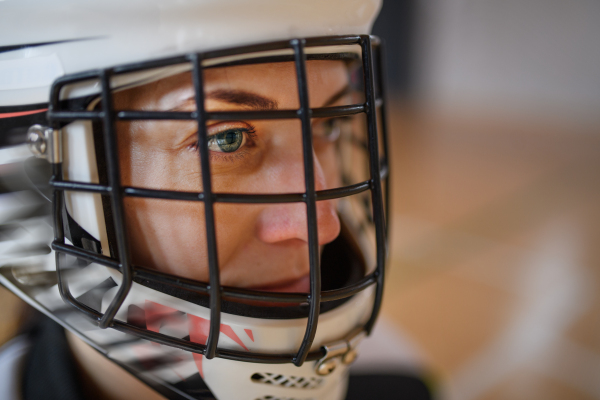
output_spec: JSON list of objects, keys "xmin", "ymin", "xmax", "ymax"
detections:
[
  {"xmin": 244, "ymin": 329, "xmax": 254, "ymax": 342},
  {"xmin": 144, "ymin": 301, "xmax": 180, "ymax": 338},
  {"xmin": 220, "ymin": 324, "xmax": 249, "ymax": 351},
  {"xmin": 142, "ymin": 301, "xmax": 251, "ymax": 379},
  {"xmin": 188, "ymin": 314, "xmax": 251, "ymax": 377},
  {"xmin": 0, "ymin": 109, "xmax": 47, "ymax": 119}
]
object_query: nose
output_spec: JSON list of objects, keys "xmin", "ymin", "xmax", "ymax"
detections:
[{"xmin": 255, "ymin": 150, "xmax": 341, "ymax": 246}]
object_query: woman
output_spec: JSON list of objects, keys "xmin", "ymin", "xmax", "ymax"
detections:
[{"xmin": 0, "ymin": 0, "xmax": 431, "ymax": 398}]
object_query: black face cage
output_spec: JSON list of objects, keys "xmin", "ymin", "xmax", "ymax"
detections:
[{"xmin": 47, "ymin": 35, "xmax": 389, "ymax": 367}]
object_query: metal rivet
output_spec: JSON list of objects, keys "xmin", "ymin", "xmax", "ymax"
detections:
[
  {"xmin": 342, "ymin": 349, "xmax": 358, "ymax": 365},
  {"xmin": 316, "ymin": 358, "xmax": 338, "ymax": 376},
  {"xmin": 27, "ymin": 125, "xmax": 47, "ymax": 157}
]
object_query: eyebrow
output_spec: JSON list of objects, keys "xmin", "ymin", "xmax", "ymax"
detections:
[
  {"xmin": 170, "ymin": 83, "xmax": 351, "ymax": 112},
  {"xmin": 206, "ymin": 89, "xmax": 278, "ymax": 110},
  {"xmin": 207, "ymin": 85, "xmax": 351, "ymax": 110},
  {"xmin": 168, "ymin": 89, "xmax": 278, "ymax": 112}
]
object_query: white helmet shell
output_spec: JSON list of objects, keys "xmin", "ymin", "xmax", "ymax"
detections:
[{"xmin": 0, "ymin": 0, "xmax": 381, "ymax": 105}]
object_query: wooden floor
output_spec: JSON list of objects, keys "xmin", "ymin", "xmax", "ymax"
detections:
[
  {"xmin": 381, "ymin": 103, "xmax": 600, "ymax": 399},
  {"xmin": 1, "ymin": 102, "xmax": 599, "ymax": 399}
]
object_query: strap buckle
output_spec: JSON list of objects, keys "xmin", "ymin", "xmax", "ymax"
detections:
[{"xmin": 315, "ymin": 329, "xmax": 367, "ymax": 376}]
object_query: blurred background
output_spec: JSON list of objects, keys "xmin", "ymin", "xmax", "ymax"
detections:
[
  {"xmin": 371, "ymin": 0, "xmax": 600, "ymax": 399},
  {"xmin": 2, "ymin": 1, "xmax": 600, "ymax": 399}
]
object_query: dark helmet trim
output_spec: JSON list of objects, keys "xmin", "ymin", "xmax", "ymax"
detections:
[{"xmin": 0, "ymin": 38, "xmax": 98, "ymax": 55}]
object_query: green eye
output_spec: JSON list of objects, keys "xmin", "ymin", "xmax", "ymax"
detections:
[{"xmin": 208, "ymin": 129, "xmax": 244, "ymax": 152}]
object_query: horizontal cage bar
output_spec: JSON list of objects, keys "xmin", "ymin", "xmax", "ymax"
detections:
[
  {"xmin": 112, "ymin": 56, "xmax": 191, "ymax": 75},
  {"xmin": 110, "ymin": 320, "xmax": 326, "ymax": 363},
  {"xmin": 50, "ymin": 179, "xmax": 111, "ymax": 193},
  {"xmin": 53, "ymin": 241, "xmax": 120, "ymax": 269},
  {"xmin": 60, "ymin": 289, "xmax": 328, "ymax": 363},
  {"xmin": 51, "ymin": 180, "xmax": 372, "ymax": 203},
  {"xmin": 51, "ymin": 241, "xmax": 378, "ymax": 303},
  {"xmin": 304, "ymin": 35, "xmax": 363, "ymax": 47},
  {"xmin": 49, "ymin": 104, "xmax": 368, "ymax": 122},
  {"xmin": 49, "ymin": 35, "xmax": 378, "ymax": 112},
  {"xmin": 50, "ymin": 35, "xmax": 371, "ymax": 103},
  {"xmin": 49, "ymin": 111, "xmax": 105, "ymax": 121},
  {"xmin": 134, "ymin": 265, "xmax": 378, "ymax": 303},
  {"xmin": 90, "ymin": 36, "xmax": 365, "ymax": 78},
  {"xmin": 201, "ymin": 35, "xmax": 363, "ymax": 61},
  {"xmin": 124, "ymin": 187, "xmax": 203, "ymax": 201}
]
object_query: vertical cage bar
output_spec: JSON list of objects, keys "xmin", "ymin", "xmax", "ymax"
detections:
[
  {"xmin": 291, "ymin": 38, "xmax": 322, "ymax": 367},
  {"xmin": 374, "ymin": 41, "xmax": 391, "ymax": 238},
  {"xmin": 361, "ymin": 36, "xmax": 387, "ymax": 334},
  {"xmin": 49, "ymin": 83, "xmax": 62, "ymax": 115},
  {"xmin": 49, "ymin": 84, "xmax": 72, "ymax": 308},
  {"xmin": 48, "ymin": 84, "xmax": 66, "ymax": 248},
  {"xmin": 190, "ymin": 54, "xmax": 222, "ymax": 359},
  {"xmin": 97, "ymin": 69, "xmax": 133, "ymax": 329},
  {"xmin": 51, "ymin": 163, "xmax": 65, "ymax": 244},
  {"xmin": 51, "ymin": 161, "xmax": 70, "ymax": 303}
]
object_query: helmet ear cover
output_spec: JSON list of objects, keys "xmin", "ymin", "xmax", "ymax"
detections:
[{"xmin": 48, "ymin": 35, "xmax": 389, "ymax": 371}]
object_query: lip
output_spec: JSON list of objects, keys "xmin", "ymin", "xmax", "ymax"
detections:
[{"xmin": 250, "ymin": 275, "xmax": 310, "ymax": 293}]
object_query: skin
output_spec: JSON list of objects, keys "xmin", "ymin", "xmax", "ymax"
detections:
[
  {"xmin": 114, "ymin": 60, "xmax": 349, "ymax": 292},
  {"xmin": 70, "ymin": 60, "xmax": 354, "ymax": 400}
]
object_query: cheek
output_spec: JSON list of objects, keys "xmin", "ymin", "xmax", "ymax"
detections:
[
  {"xmin": 317, "ymin": 144, "xmax": 341, "ymax": 188},
  {"xmin": 128, "ymin": 150, "xmax": 202, "ymax": 191},
  {"xmin": 118, "ymin": 120, "xmax": 202, "ymax": 191},
  {"xmin": 212, "ymin": 203, "xmax": 261, "ymax": 266},
  {"xmin": 123, "ymin": 199, "xmax": 262, "ymax": 283},
  {"xmin": 124, "ymin": 198, "xmax": 210, "ymax": 281}
]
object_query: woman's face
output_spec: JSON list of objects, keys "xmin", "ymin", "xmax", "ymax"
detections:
[{"xmin": 114, "ymin": 60, "xmax": 351, "ymax": 292}]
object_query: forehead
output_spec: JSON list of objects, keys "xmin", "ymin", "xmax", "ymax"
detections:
[{"xmin": 116, "ymin": 60, "xmax": 350, "ymax": 110}]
